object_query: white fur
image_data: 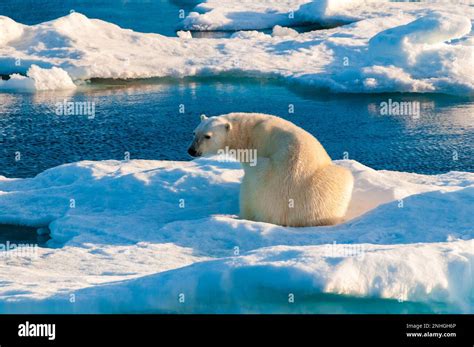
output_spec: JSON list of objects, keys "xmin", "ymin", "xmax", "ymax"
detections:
[{"xmin": 189, "ymin": 113, "xmax": 354, "ymax": 226}]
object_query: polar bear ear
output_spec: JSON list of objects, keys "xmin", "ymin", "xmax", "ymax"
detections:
[
  {"xmin": 225, "ymin": 123, "xmax": 232, "ymax": 131},
  {"xmin": 200, "ymin": 114, "xmax": 208, "ymax": 121}
]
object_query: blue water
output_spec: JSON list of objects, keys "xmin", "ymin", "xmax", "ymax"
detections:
[
  {"xmin": 0, "ymin": 0, "xmax": 197, "ymax": 36},
  {"xmin": 0, "ymin": 0, "xmax": 473, "ymax": 179}
]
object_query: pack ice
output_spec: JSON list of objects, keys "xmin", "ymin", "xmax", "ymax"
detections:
[
  {"xmin": 0, "ymin": 158, "xmax": 472, "ymax": 313},
  {"xmin": 0, "ymin": 0, "xmax": 472, "ymax": 94}
]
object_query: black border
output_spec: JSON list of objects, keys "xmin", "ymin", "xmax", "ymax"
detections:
[{"xmin": 0, "ymin": 314, "xmax": 472, "ymax": 346}]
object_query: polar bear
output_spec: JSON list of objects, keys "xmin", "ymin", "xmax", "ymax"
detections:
[{"xmin": 188, "ymin": 113, "xmax": 354, "ymax": 227}]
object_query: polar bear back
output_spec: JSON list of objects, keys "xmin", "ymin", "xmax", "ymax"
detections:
[
  {"xmin": 224, "ymin": 113, "xmax": 331, "ymax": 166},
  {"xmin": 213, "ymin": 113, "xmax": 354, "ymax": 227}
]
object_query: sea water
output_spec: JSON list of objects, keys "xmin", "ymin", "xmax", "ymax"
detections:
[{"xmin": 0, "ymin": 78, "xmax": 472, "ymax": 178}]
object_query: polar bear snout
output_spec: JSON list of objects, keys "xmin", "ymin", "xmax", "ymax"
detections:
[
  {"xmin": 187, "ymin": 141, "xmax": 202, "ymax": 157},
  {"xmin": 187, "ymin": 146, "xmax": 200, "ymax": 157},
  {"xmin": 187, "ymin": 135, "xmax": 201, "ymax": 157}
]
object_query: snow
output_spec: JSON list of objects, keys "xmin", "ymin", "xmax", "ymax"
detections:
[
  {"xmin": 180, "ymin": 0, "xmax": 311, "ymax": 31},
  {"xmin": 0, "ymin": 1, "xmax": 473, "ymax": 94},
  {"xmin": 296, "ymin": 0, "xmax": 367, "ymax": 25},
  {"xmin": 230, "ymin": 30, "xmax": 269, "ymax": 39},
  {"xmin": 177, "ymin": 30, "xmax": 192, "ymax": 39},
  {"xmin": 0, "ymin": 158, "xmax": 472, "ymax": 313},
  {"xmin": 178, "ymin": 0, "xmax": 383, "ymax": 31},
  {"xmin": 368, "ymin": 11, "xmax": 472, "ymax": 64},
  {"xmin": 0, "ymin": 73, "xmax": 35, "ymax": 90},
  {"xmin": 0, "ymin": 16, "xmax": 24, "ymax": 45},
  {"xmin": 272, "ymin": 25, "xmax": 299, "ymax": 37},
  {"xmin": 0, "ymin": 65, "xmax": 76, "ymax": 91},
  {"xmin": 179, "ymin": 0, "xmax": 473, "ymax": 32}
]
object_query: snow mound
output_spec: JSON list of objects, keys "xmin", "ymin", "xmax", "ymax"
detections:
[
  {"xmin": 272, "ymin": 25, "xmax": 299, "ymax": 37},
  {"xmin": 369, "ymin": 12, "xmax": 472, "ymax": 63},
  {"xmin": 230, "ymin": 30, "xmax": 269, "ymax": 39},
  {"xmin": 0, "ymin": 16, "xmax": 24, "ymax": 45},
  {"xmin": 0, "ymin": 65, "xmax": 76, "ymax": 91},
  {"xmin": 0, "ymin": 73, "xmax": 34, "ymax": 90},
  {"xmin": 0, "ymin": 158, "xmax": 472, "ymax": 313},
  {"xmin": 296, "ymin": 0, "xmax": 363, "ymax": 24},
  {"xmin": 177, "ymin": 30, "xmax": 192, "ymax": 39}
]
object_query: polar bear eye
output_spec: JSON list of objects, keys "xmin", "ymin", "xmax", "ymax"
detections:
[{"xmin": 204, "ymin": 135, "xmax": 211, "ymax": 139}]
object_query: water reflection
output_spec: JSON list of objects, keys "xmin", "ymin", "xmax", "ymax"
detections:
[{"xmin": 367, "ymin": 98, "xmax": 474, "ymax": 134}]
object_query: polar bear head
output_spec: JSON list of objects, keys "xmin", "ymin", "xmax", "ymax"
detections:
[{"xmin": 188, "ymin": 114, "xmax": 232, "ymax": 157}]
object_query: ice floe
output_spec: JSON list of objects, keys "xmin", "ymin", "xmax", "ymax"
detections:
[
  {"xmin": 0, "ymin": 1, "xmax": 472, "ymax": 94},
  {"xmin": 0, "ymin": 65, "xmax": 76, "ymax": 91},
  {"xmin": 0, "ymin": 158, "xmax": 472, "ymax": 313}
]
